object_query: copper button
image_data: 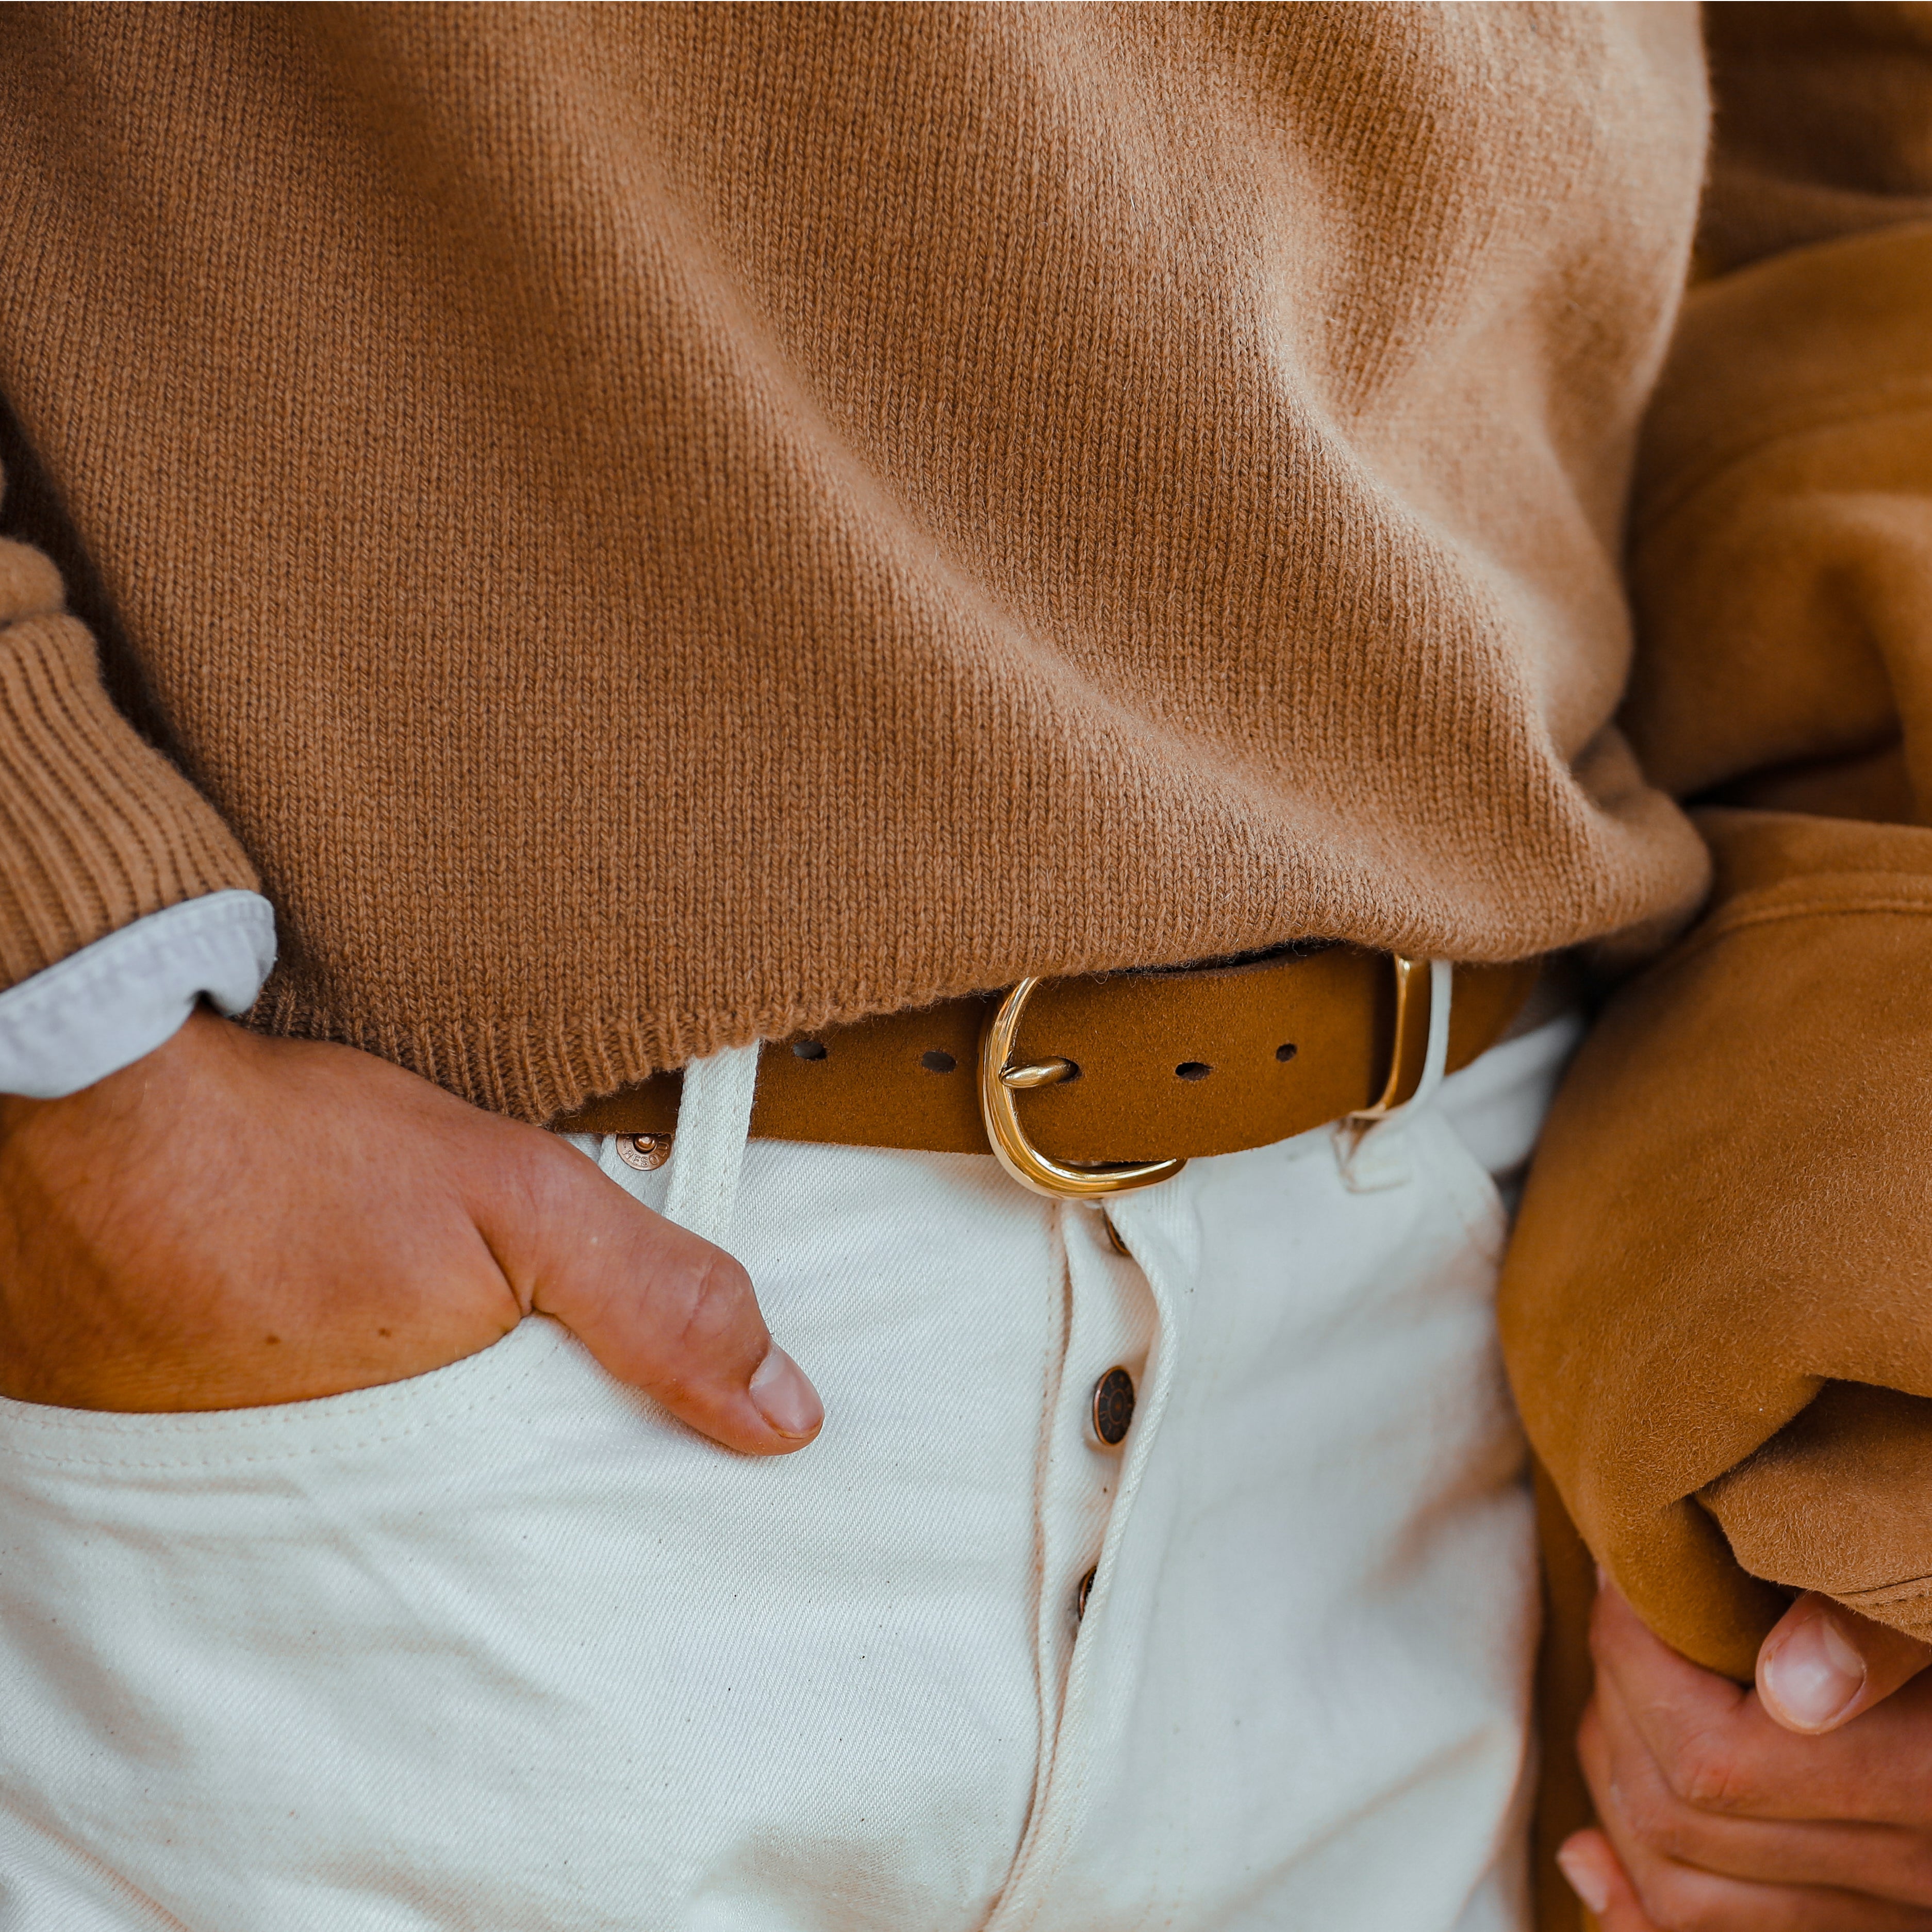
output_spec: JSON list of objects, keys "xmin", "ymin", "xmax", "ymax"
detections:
[
  {"xmin": 1090, "ymin": 1366, "xmax": 1135, "ymax": 1448},
  {"xmin": 1076, "ymin": 1565, "xmax": 1097, "ymax": 1621},
  {"xmin": 615, "ymin": 1132, "xmax": 671, "ymax": 1171}
]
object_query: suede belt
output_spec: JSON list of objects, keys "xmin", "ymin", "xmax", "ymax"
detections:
[{"xmin": 552, "ymin": 946, "xmax": 1543, "ymax": 1199}]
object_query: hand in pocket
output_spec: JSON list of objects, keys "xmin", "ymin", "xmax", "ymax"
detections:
[{"xmin": 0, "ymin": 1010, "xmax": 821, "ymax": 1450}]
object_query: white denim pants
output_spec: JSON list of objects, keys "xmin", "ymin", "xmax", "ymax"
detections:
[{"xmin": 0, "ymin": 1015, "xmax": 1579, "ymax": 1932}]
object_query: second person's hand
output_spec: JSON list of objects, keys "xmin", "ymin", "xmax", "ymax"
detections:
[{"xmin": 1560, "ymin": 1581, "xmax": 1932, "ymax": 1929}]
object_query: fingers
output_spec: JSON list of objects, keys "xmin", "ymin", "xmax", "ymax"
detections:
[
  {"xmin": 1558, "ymin": 1824, "xmax": 1932, "ymax": 1932},
  {"xmin": 1590, "ymin": 1583, "xmax": 1751, "ymax": 1785},
  {"xmin": 1759, "ymin": 1595, "xmax": 1932, "ymax": 1736},
  {"xmin": 1557, "ymin": 1829, "xmax": 1659, "ymax": 1930},
  {"xmin": 1584, "ymin": 1649, "xmax": 1932, "ymax": 1902},
  {"xmin": 1580, "ymin": 1581, "xmax": 1932, "ymax": 1923},
  {"xmin": 1591, "ymin": 1581, "xmax": 1932, "ymax": 1828},
  {"xmin": 477, "ymin": 1138, "xmax": 823, "ymax": 1457}
]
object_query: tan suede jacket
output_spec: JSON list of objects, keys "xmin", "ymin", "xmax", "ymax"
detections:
[{"xmin": 1503, "ymin": 11, "xmax": 1932, "ymax": 1922}]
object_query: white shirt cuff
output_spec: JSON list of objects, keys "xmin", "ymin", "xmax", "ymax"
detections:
[{"xmin": 0, "ymin": 890, "xmax": 277, "ymax": 1099}]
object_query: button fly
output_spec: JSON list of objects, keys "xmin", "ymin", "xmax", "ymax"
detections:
[{"xmin": 1089, "ymin": 1366, "xmax": 1135, "ymax": 1448}]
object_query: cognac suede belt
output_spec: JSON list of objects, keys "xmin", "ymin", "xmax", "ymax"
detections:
[{"xmin": 552, "ymin": 946, "xmax": 1544, "ymax": 1201}]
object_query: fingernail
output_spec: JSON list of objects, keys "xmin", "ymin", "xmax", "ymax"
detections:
[
  {"xmin": 1556, "ymin": 1839, "xmax": 1610, "ymax": 1917},
  {"xmin": 748, "ymin": 1346, "xmax": 823, "ymax": 1440},
  {"xmin": 1762, "ymin": 1610, "xmax": 1866, "ymax": 1730}
]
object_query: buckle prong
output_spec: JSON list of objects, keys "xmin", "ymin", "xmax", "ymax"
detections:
[
  {"xmin": 978, "ymin": 979, "xmax": 1186, "ymax": 1200},
  {"xmin": 1001, "ymin": 1057, "xmax": 1077, "ymax": 1091}
]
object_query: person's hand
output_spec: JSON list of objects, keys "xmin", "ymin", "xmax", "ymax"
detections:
[
  {"xmin": 1558, "ymin": 1578, "xmax": 1932, "ymax": 1928},
  {"xmin": 0, "ymin": 1008, "xmax": 821, "ymax": 1450}
]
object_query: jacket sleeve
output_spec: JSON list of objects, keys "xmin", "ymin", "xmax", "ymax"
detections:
[
  {"xmin": 1500, "ymin": 1, "xmax": 1932, "ymax": 1682},
  {"xmin": 0, "ymin": 480, "xmax": 261, "ymax": 1018}
]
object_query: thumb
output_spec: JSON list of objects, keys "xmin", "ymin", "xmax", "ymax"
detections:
[
  {"xmin": 481, "ymin": 1145, "xmax": 823, "ymax": 1457},
  {"xmin": 1755, "ymin": 1590, "xmax": 1932, "ymax": 1735}
]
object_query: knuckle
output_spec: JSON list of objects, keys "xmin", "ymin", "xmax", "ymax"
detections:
[
  {"xmin": 688, "ymin": 1248, "xmax": 754, "ymax": 1317},
  {"xmin": 1662, "ymin": 1725, "xmax": 1754, "ymax": 1814},
  {"xmin": 658, "ymin": 1249, "xmax": 755, "ymax": 1346},
  {"xmin": 526, "ymin": 1130, "xmax": 600, "ymax": 1205},
  {"xmin": 1616, "ymin": 1777, "xmax": 1699, "ymax": 1860},
  {"xmin": 488, "ymin": 1130, "xmax": 578, "ymax": 1230}
]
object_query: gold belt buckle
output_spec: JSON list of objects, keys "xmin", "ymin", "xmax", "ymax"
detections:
[{"xmin": 977, "ymin": 977, "xmax": 1186, "ymax": 1199}]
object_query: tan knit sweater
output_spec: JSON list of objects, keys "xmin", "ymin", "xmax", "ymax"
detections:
[
  {"xmin": 0, "ymin": 1, "xmax": 1922, "ymax": 1135},
  {"xmin": 0, "ymin": 4, "xmax": 1707, "ymax": 1112}
]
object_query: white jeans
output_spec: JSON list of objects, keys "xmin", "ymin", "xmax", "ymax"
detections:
[{"xmin": 0, "ymin": 1017, "xmax": 1579, "ymax": 1931}]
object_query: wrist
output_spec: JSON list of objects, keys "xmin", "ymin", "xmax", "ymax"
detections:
[{"xmin": 0, "ymin": 1004, "xmax": 237, "ymax": 1138}]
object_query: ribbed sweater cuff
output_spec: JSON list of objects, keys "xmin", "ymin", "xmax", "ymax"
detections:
[{"xmin": 0, "ymin": 539, "xmax": 261, "ymax": 990}]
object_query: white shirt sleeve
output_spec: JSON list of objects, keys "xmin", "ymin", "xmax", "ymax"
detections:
[{"xmin": 0, "ymin": 890, "xmax": 277, "ymax": 1098}]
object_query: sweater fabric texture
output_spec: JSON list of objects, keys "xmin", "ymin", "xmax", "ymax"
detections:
[{"xmin": 0, "ymin": 1, "xmax": 1750, "ymax": 1119}]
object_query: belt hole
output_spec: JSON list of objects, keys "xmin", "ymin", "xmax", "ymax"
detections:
[
  {"xmin": 920, "ymin": 1049, "xmax": 956, "ymax": 1074},
  {"xmin": 791, "ymin": 1040, "xmax": 828, "ymax": 1061},
  {"xmin": 1276, "ymin": 1042, "xmax": 1298, "ymax": 1062},
  {"xmin": 1176, "ymin": 1061, "xmax": 1212, "ymax": 1081}
]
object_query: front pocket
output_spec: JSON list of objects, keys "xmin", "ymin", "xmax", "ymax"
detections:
[
  {"xmin": 0, "ymin": 1317, "xmax": 623, "ymax": 1928},
  {"xmin": 0, "ymin": 1260, "xmax": 1045, "ymax": 1932},
  {"xmin": 0, "ymin": 1308, "xmax": 572, "ymax": 1469}
]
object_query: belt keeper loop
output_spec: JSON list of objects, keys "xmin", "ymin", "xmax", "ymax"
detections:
[{"xmin": 1352, "ymin": 956, "xmax": 1454, "ymax": 1126}]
